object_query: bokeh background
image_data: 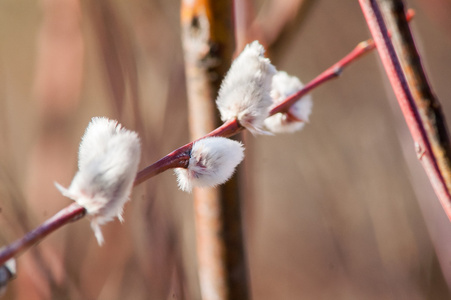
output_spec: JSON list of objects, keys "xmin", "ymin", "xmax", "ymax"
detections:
[{"xmin": 1, "ymin": 0, "xmax": 451, "ymax": 299}]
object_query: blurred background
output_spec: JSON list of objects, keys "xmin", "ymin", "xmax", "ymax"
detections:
[{"xmin": 1, "ymin": 0, "xmax": 451, "ymax": 299}]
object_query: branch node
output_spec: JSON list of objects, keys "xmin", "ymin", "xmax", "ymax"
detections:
[
  {"xmin": 333, "ymin": 66, "xmax": 343, "ymax": 76},
  {"xmin": 415, "ymin": 142, "xmax": 425, "ymax": 160}
]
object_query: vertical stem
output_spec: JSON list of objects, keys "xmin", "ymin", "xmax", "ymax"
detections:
[
  {"xmin": 358, "ymin": 0, "xmax": 451, "ymax": 218},
  {"xmin": 234, "ymin": 0, "xmax": 256, "ymax": 51},
  {"xmin": 378, "ymin": 0, "xmax": 451, "ymax": 288},
  {"xmin": 378, "ymin": 0, "xmax": 451, "ymax": 197},
  {"xmin": 181, "ymin": 1, "xmax": 250, "ymax": 299}
]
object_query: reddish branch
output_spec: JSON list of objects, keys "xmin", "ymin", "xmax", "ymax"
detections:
[
  {"xmin": 358, "ymin": 0, "xmax": 451, "ymax": 219},
  {"xmin": 0, "ymin": 20, "xmax": 415, "ymax": 266},
  {"xmin": 379, "ymin": 0, "xmax": 451, "ymax": 194},
  {"xmin": 269, "ymin": 42, "xmax": 369, "ymax": 115},
  {"xmin": 0, "ymin": 203, "xmax": 86, "ymax": 266}
]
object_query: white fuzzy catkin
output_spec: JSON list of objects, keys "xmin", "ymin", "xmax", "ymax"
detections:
[
  {"xmin": 175, "ymin": 137, "xmax": 244, "ymax": 192},
  {"xmin": 55, "ymin": 117, "xmax": 141, "ymax": 245},
  {"xmin": 264, "ymin": 71, "xmax": 313, "ymax": 133},
  {"xmin": 216, "ymin": 41, "xmax": 276, "ymax": 135}
]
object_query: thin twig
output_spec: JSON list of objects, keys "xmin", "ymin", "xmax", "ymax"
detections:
[
  {"xmin": 0, "ymin": 203, "xmax": 86, "ymax": 266},
  {"xmin": 358, "ymin": 0, "xmax": 451, "ymax": 219}
]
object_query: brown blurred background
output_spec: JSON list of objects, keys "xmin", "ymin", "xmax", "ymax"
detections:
[{"xmin": 1, "ymin": 0, "xmax": 451, "ymax": 299}]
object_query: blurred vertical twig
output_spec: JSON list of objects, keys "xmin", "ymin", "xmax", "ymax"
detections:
[
  {"xmin": 358, "ymin": 0, "xmax": 451, "ymax": 217},
  {"xmin": 87, "ymin": 1, "xmax": 186, "ymax": 298},
  {"xmin": 23, "ymin": 0, "xmax": 84, "ymax": 297},
  {"xmin": 87, "ymin": 0, "xmax": 142, "ymax": 125},
  {"xmin": 253, "ymin": 0, "xmax": 316, "ymax": 56},
  {"xmin": 234, "ymin": 0, "xmax": 257, "ymax": 52},
  {"xmin": 87, "ymin": 0, "xmax": 127, "ymax": 117},
  {"xmin": 181, "ymin": 1, "xmax": 250, "ymax": 299},
  {"xmin": 234, "ymin": 0, "xmax": 316, "ymax": 56}
]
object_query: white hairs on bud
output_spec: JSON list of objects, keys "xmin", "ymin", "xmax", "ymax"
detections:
[
  {"xmin": 55, "ymin": 117, "xmax": 141, "ymax": 245},
  {"xmin": 3, "ymin": 259, "xmax": 15, "ymax": 277},
  {"xmin": 264, "ymin": 71, "xmax": 313, "ymax": 133},
  {"xmin": 175, "ymin": 137, "xmax": 244, "ymax": 192},
  {"xmin": 216, "ymin": 41, "xmax": 276, "ymax": 135},
  {"xmin": 0, "ymin": 259, "xmax": 16, "ymax": 297}
]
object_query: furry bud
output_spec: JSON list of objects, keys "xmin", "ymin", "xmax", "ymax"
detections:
[
  {"xmin": 55, "ymin": 117, "xmax": 141, "ymax": 245},
  {"xmin": 216, "ymin": 41, "xmax": 276, "ymax": 135},
  {"xmin": 264, "ymin": 71, "xmax": 313, "ymax": 133},
  {"xmin": 175, "ymin": 137, "xmax": 244, "ymax": 192}
]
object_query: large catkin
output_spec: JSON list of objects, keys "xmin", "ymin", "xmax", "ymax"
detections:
[{"xmin": 55, "ymin": 117, "xmax": 141, "ymax": 245}]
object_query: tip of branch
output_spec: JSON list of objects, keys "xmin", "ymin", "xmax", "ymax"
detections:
[{"xmin": 406, "ymin": 9, "xmax": 415, "ymax": 22}]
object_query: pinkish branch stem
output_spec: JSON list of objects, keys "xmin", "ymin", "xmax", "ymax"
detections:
[
  {"xmin": 358, "ymin": 0, "xmax": 451, "ymax": 219},
  {"xmin": 269, "ymin": 37, "xmax": 375, "ymax": 115},
  {"xmin": 134, "ymin": 145, "xmax": 192, "ymax": 186},
  {"xmin": 0, "ymin": 203, "xmax": 86, "ymax": 266}
]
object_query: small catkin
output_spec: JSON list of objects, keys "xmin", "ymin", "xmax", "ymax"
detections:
[
  {"xmin": 175, "ymin": 137, "xmax": 245, "ymax": 192},
  {"xmin": 264, "ymin": 71, "xmax": 313, "ymax": 133}
]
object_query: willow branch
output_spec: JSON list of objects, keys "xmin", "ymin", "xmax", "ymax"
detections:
[
  {"xmin": 0, "ymin": 203, "xmax": 86, "ymax": 266},
  {"xmin": 379, "ymin": 0, "xmax": 451, "ymax": 197},
  {"xmin": 358, "ymin": 0, "xmax": 451, "ymax": 219},
  {"xmin": 0, "ymin": 20, "xmax": 408, "ymax": 266}
]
